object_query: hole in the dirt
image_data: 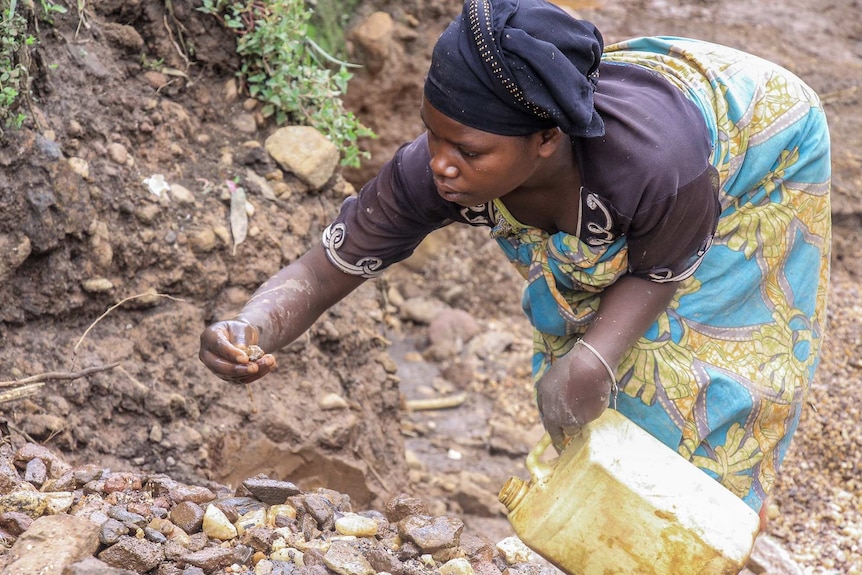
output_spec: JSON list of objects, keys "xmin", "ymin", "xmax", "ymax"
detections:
[{"xmin": 211, "ymin": 437, "xmax": 377, "ymax": 508}]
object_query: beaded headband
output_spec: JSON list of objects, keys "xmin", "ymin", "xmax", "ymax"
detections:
[
  {"xmin": 469, "ymin": 0, "xmax": 550, "ymax": 120},
  {"xmin": 424, "ymin": 0, "xmax": 605, "ymax": 138}
]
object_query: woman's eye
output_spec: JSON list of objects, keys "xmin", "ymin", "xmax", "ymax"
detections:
[{"xmin": 460, "ymin": 148, "xmax": 479, "ymax": 158}]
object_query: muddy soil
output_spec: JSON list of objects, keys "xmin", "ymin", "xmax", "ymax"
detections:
[{"xmin": 0, "ymin": 0, "xmax": 860, "ymax": 573}]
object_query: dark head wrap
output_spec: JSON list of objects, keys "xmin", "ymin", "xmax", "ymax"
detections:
[{"xmin": 424, "ymin": 0, "xmax": 605, "ymax": 138}]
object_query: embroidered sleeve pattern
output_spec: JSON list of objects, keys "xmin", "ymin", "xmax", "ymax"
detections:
[
  {"xmin": 322, "ymin": 222, "xmax": 385, "ymax": 279},
  {"xmin": 644, "ymin": 233, "xmax": 714, "ymax": 283},
  {"xmin": 581, "ymin": 191, "xmax": 616, "ymax": 246},
  {"xmin": 459, "ymin": 203, "xmax": 496, "ymax": 226}
]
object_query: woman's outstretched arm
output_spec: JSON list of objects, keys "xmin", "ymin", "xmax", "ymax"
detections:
[{"xmin": 199, "ymin": 243, "xmax": 367, "ymax": 385}]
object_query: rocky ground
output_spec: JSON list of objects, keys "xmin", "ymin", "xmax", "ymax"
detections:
[
  {"xmin": 0, "ymin": 0, "xmax": 860, "ymax": 574},
  {"xmin": 0, "ymin": 439, "xmax": 556, "ymax": 574}
]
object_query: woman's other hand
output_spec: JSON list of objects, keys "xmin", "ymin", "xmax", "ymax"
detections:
[
  {"xmin": 199, "ymin": 319, "xmax": 276, "ymax": 385},
  {"xmin": 536, "ymin": 275, "xmax": 679, "ymax": 450},
  {"xmin": 535, "ymin": 342, "xmax": 614, "ymax": 452}
]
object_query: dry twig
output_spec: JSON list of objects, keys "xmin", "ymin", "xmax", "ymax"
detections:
[
  {"xmin": 821, "ymin": 85, "xmax": 859, "ymax": 104},
  {"xmin": 0, "ymin": 363, "xmax": 121, "ymax": 405},
  {"xmin": 404, "ymin": 393, "xmax": 468, "ymax": 412},
  {"xmin": 0, "ymin": 383, "xmax": 46, "ymax": 404},
  {"xmin": 0, "ymin": 362, "xmax": 121, "ymax": 388},
  {"xmin": 74, "ymin": 0, "xmax": 90, "ymax": 39},
  {"xmin": 0, "ymin": 291, "xmax": 176, "ymax": 403},
  {"xmin": 73, "ymin": 293, "xmax": 185, "ymax": 355},
  {"xmin": 355, "ymin": 449, "xmax": 390, "ymax": 495}
]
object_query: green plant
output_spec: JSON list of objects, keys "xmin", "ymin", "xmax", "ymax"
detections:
[
  {"xmin": 1, "ymin": 1, "xmax": 29, "ymax": 131},
  {"xmin": 36, "ymin": 0, "xmax": 66, "ymax": 24},
  {"xmin": 306, "ymin": 0, "xmax": 360, "ymax": 61},
  {"xmin": 0, "ymin": 0, "xmax": 67, "ymax": 133},
  {"xmin": 141, "ymin": 54, "xmax": 165, "ymax": 71},
  {"xmin": 199, "ymin": 0, "xmax": 375, "ymax": 168}
]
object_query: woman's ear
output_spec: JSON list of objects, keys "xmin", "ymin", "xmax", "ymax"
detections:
[{"xmin": 535, "ymin": 127, "xmax": 565, "ymax": 157}]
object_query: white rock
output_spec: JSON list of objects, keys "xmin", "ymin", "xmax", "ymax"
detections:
[
  {"xmin": 223, "ymin": 78, "xmax": 239, "ymax": 102},
  {"xmin": 266, "ymin": 504, "xmax": 297, "ymax": 526},
  {"xmin": 324, "ymin": 539, "xmax": 375, "ymax": 575},
  {"xmin": 143, "ymin": 174, "xmax": 170, "ymax": 198},
  {"xmin": 496, "ymin": 536, "xmax": 534, "ymax": 564},
  {"xmin": 334, "ymin": 513, "xmax": 378, "ymax": 537},
  {"xmin": 81, "ymin": 278, "xmax": 113, "ymax": 293},
  {"xmin": 319, "ymin": 393, "xmax": 349, "ymax": 411},
  {"xmin": 67, "ymin": 157, "xmax": 90, "ymax": 179},
  {"xmin": 202, "ymin": 504, "xmax": 237, "ymax": 540},
  {"xmin": 386, "ymin": 285, "xmax": 405, "ymax": 308},
  {"xmin": 167, "ymin": 527, "xmax": 191, "ymax": 547},
  {"xmin": 271, "ymin": 547, "xmax": 304, "ymax": 565},
  {"xmin": 748, "ymin": 534, "xmax": 804, "ymax": 575},
  {"xmin": 44, "ymin": 491, "xmax": 74, "ymax": 515},
  {"xmin": 235, "ymin": 507, "xmax": 266, "ymax": 536},
  {"xmin": 293, "ymin": 537, "xmax": 330, "ymax": 553},
  {"xmin": 149, "ymin": 422, "xmax": 163, "ymax": 443},
  {"xmin": 440, "ymin": 558, "xmax": 474, "ymax": 575}
]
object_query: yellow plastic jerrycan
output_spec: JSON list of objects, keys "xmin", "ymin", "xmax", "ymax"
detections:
[{"xmin": 498, "ymin": 409, "xmax": 760, "ymax": 575}]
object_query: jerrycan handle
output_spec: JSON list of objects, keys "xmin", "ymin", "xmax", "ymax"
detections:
[{"xmin": 525, "ymin": 432, "xmax": 557, "ymax": 484}]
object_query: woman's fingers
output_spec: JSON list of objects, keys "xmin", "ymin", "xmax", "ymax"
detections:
[
  {"xmin": 206, "ymin": 323, "xmax": 253, "ymax": 362},
  {"xmin": 547, "ymin": 410, "xmax": 583, "ymax": 453},
  {"xmin": 548, "ymin": 426, "xmax": 566, "ymax": 454},
  {"xmin": 200, "ymin": 350, "xmax": 276, "ymax": 384},
  {"xmin": 199, "ymin": 320, "xmax": 277, "ymax": 384}
]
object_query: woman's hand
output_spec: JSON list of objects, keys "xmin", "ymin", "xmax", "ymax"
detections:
[
  {"xmin": 199, "ymin": 319, "xmax": 276, "ymax": 385},
  {"xmin": 535, "ymin": 275, "xmax": 680, "ymax": 451},
  {"xmin": 535, "ymin": 341, "xmax": 614, "ymax": 452}
]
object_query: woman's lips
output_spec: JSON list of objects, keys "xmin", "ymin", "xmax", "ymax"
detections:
[{"xmin": 436, "ymin": 184, "xmax": 465, "ymax": 203}]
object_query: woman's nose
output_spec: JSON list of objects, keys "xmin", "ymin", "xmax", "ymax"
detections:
[{"xmin": 429, "ymin": 147, "xmax": 458, "ymax": 179}]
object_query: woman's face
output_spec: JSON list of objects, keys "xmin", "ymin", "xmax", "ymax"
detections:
[{"xmin": 420, "ymin": 97, "xmax": 547, "ymax": 207}]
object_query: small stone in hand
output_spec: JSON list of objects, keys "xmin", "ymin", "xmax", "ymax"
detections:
[{"xmin": 246, "ymin": 345, "xmax": 265, "ymax": 361}]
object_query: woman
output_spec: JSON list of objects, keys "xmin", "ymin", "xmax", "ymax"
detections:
[{"xmin": 199, "ymin": 0, "xmax": 831, "ymax": 518}]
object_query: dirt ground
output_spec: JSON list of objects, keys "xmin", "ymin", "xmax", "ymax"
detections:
[{"xmin": 0, "ymin": 0, "xmax": 860, "ymax": 573}]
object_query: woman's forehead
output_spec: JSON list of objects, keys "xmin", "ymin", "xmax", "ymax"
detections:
[{"xmin": 421, "ymin": 97, "xmax": 522, "ymax": 144}]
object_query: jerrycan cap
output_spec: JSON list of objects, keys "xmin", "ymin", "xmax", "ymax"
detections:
[{"xmin": 498, "ymin": 433, "xmax": 557, "ymax": 512}]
